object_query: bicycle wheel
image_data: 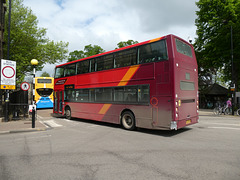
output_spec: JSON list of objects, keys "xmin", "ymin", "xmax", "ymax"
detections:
[
  {"xmin": 237, "ymin": 109, "xmax": 240, "ymax": 116},
  {"xmin": 224, "ymin": 108, "xmax": 230, "ymax": 115},
  {"xmin": 213, "ymin": 108, "xmax": 220, "ymax": 115}
]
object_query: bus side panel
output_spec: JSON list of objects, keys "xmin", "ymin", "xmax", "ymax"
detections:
[
  {"xmin": 69, "ymin": 103, "xmax": 120, "ymax": 124},
  {"xmin": 130, "ymin": 105, "xmax": 152, "ymax": 129},
  {"xmin": 154, "ymin": 60, "xmax": 173, "ymax": 129},
  {"xmin": 69, "ymin": 102, "xmax": 153, "ymax": 128},
  {"xmin": 70, "ymin": 103, "xmax": 104, "ymax": 121},
  {"xmin": 75, "ymin": 64, "xmax": 154, "ymax": 89},
  {"xmin": 151, "ymin": 96, "xmax": 173, "ymax": 129}
]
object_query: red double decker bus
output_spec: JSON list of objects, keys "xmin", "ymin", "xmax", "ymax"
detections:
[{"xmin": 53, "ymin": 34, "xmax": 199, "ymax": 130}]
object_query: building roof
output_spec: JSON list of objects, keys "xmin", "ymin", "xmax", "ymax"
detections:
[{"xmin": 202, "ymin": 83, "xmax": 228, "ymax": 95}]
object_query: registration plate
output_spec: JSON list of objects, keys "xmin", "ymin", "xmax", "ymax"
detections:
[{"xmin": 186, "ymin": 119, "xmax": 191, "ymax": 124}]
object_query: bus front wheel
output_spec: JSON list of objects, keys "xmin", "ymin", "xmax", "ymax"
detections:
[
  {"xmin": 65, "ymin": 107, "xmax": 72, "ymax": 120},
  {"xmin": 121, "ymin": 111, "xmax": 136, "ymax": 130}
]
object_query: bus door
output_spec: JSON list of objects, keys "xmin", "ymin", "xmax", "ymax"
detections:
[{"xmin": 54, "ymin": 91, "xmax": 63, "ymax": 114}]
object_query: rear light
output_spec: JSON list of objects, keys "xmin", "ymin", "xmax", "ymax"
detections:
[
  {"xmin": 197, "ymin": 100, "xmax": 199, "ymax": 113},
  {"xmin": 178, "ymin": 100, "xmax": 181, "ymax": 106},
  {"xmin": 175, "ymin": 101, "xmax": 179, "ymax": 120}
]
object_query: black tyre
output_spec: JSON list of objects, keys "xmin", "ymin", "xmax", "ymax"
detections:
[
  {"xmin": 65, "ymin": 107, "xmax": 72, "ymax": 120},
  {"xmin": 121, "ymin": 111, "xmax": 136, "ymax": 130}
]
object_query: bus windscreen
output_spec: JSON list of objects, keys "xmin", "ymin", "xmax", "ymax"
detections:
[{"xmin": 37, "ymin": 88, "xmax": 53, "ymax": 97}]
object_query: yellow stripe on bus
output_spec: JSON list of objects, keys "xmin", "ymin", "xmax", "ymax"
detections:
[
  {"xmin": 149, "ymin": 37, "xmax": 163, "ymax": 43},
  {"xmin": 117, "ymin": 65, "xmax": 140, "ymax": 86},
  {"xmin": 98, "ymin": 104, "xmax": 112, "ymax": 114}
]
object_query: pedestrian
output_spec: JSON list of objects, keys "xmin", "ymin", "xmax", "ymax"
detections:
[{"xmin": 227, "ymin": 98, "xmax": 232, "ymax": 108}]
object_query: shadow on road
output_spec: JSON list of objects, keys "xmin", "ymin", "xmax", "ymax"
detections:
[{"xmin": 58, "ymin": 116, "xmax": 192, "ymax": 137}]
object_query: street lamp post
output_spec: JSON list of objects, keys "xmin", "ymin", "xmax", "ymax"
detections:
[
  {"xmin": 230, "ymin": 25, "xmax": 235, "ymax": 115},
  {"xmin": 223, "ymin": 20, "xmax": 235, "ymax": 115},
  {"xmin": 31, "ymin": 59, "xmax": 38, "ymax": 128}
]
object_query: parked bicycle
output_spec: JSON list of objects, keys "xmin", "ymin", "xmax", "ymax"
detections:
[
  {"xmin": 213, "ymin": 105, "xmax": 231, "ymax": 115},
  {"xmin": 213, "ymin": 105, "xmax": 222, "ymax": 115},
  {"xmin": 236, "ymin": 108, "xmax": 240, "ymax": 116}
]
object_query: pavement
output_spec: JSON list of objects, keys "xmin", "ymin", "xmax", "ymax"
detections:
[
  {"xmin": 0, "ymin": 109, "xmax": 237, "ymax": 134},
  {"xmin": 0, "ymin": 117, "xmax": 48, "ymax": 134}
]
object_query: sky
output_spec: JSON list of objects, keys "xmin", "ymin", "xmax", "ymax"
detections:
[{"xmin": 23, "ymin": 0, "xmax": 199, "ymax": 77}]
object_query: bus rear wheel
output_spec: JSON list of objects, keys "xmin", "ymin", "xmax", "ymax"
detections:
[
  {"xmin": 121, "ymin": 111, "xmax": 136, "ymax": 130},
  {"xmin": 65, "ymin": 107, "xmax": 72, "ymax": 120}
]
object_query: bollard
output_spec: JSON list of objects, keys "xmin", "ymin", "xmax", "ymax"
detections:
[{"xmin": 32, "ymin": 106, "xmax": 35, "ymax": 128}]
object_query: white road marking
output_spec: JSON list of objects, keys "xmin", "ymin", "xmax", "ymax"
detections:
[
  {"xmin": 202, "ymin": 122, "xmax": 240, "ymax": 126},
  {"xmin": 208, "ymin": 127, "xmax": 240, "ymax": 130},
  {"xmin": 43, "ymin": 120, "xmax": 63, "ymax": 127}
]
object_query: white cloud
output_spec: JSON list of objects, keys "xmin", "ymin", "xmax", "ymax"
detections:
[{"xmin": 23, "ymin": 0, "xmax": 198, "ymax": 76}]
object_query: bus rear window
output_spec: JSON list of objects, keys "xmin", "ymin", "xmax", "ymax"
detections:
[
  {"xmin": 175, "ymin": 39, "xmax": 192, "ymax": 57},
  {"xmin": 180, "ymin": 81, "xmax": 195, "ymax": 91}
]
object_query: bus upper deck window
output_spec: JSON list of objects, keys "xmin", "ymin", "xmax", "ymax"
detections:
[
  {"xmin": 64, "ymin": 64, "xmax": 76, "ymax": 77},
  {"xmin": 138, "ymin": 40, "xmax": 168, "ymax": 64}
]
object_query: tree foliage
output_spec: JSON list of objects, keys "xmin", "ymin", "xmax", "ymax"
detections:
[
  {"xmin": 40, "ymin": 72, "xmax": 50, "ymax": 77},
  {"xmin": 3, "ymin": 0, "xmax": 69, "ymax": 82},
  {"xmin": 68, "ymin": 44, "xmax": 105, "ymax": 62},
  {"xmin": 195, "ymin": 0, "xmax": 240, "ymax": 89},
  {"xmin": 116, "ymin": 40, "xmax": 139, "ymax": 49},
  {"xmin": 68, "ymin": 40, "xmax": 139, "ymax": 62}
]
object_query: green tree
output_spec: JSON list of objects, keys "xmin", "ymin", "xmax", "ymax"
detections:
[
  {"xmin": 84, "ymin": 44, "xmax": 105, "ymax": 58},
  {"xmin": 68, "ymin": 50, "xmax": 85, "ymax": 62},
  {"xmin": 195, "ymin": 0, "xmax": 240, "ymax": 90},
  {"xmin": 68, "ymin": 44, "xmax": 105, "ymax": 62},
  {"xmin": 68, "ymin": 40, "xmax": 139, "ymax": 63},
  {"xmin": 40, "ymin": 72, "xmax": 50, "ymax": 77},
  {"xmin": 116, "ymin": 40, "xmax": 139, "ymax": 49},
  {"xmin": 4, "ymin": 0, "xmax": 68, "ymax": 82}
]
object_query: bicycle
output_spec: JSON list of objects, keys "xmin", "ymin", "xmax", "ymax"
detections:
[
  {"xmin": 237, "ymin": 108, "xmax": 240, "ymax": 116},
  {"xmin": 223, "ymin": 106, "xmax": 232, "ymax": 115},
  {"xmin": 213, "ymin": 105, "xmax": 231, "ymax": 115},
  {"xmin": 213, "ymin": 105, "xmax": 223, "ymax": 115}
]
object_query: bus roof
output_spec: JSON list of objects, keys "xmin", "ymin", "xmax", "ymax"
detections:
[
  {"xmin": 35, "ymin": 77, "xmax": 54, "ymax": 79},
  {"xmin": 56, "ymin": 35, "xmax": 174, "ymax": 68}
]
